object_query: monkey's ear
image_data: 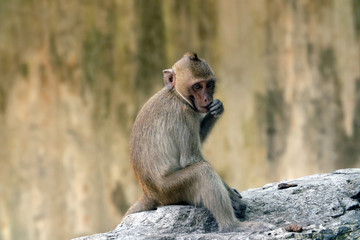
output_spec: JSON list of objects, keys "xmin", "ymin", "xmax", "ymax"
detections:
[{"xmin": 163, "ymin": 69, "xmax": 176, "ymax": 90}]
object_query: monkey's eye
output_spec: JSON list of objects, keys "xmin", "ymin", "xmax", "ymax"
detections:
[
  {"xmin": 193, "ymin": 83, "xmax": 203, "ymax": 91},
  {"xmin": 207, "ymin": 81, "xmax": 215, "ymax": 90}
]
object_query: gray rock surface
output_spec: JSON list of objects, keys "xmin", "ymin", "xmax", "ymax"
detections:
[{"xmin": 75, "ymin": 169, "xmax": 360, "ymax": 239}]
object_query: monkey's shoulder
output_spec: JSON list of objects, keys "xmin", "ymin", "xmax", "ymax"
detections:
[
  {"xmin": 139, "ymin": 88, "xmax": 193, "ymax": 117},
  {"xmin": 132, "ymin": 88, "xmax": 199, "ymax": 131}
]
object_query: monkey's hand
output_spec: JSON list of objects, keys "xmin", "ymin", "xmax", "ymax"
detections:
[
  {"xmin": 208, "ymin": 99, "xmax": 224, "ymax": 118},
  {"xmin": 230, "ymin": 188, "xmax": 247, "ymax": 219}
]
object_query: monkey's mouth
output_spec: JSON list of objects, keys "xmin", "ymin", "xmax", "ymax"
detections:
[
  {"xmin": 198, "ymin": 104, "xmax": 211, "ymax": 113},
  {"xmin": 189, "ymin": 95, "xmax": 210, "ymax": 112}
]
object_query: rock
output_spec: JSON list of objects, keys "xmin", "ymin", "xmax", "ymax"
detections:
[
  {"xmin": 75, "ymin": 169, "xmax": 360, "ymax": 239},
  {"xmin": 284, "ymin": 224, "xmax": 303, "ymax": 233}
]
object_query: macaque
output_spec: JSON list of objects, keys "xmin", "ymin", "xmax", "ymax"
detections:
[{"xmin": 125, "ymin": 52, "xmax": 247, "ymax": 232}]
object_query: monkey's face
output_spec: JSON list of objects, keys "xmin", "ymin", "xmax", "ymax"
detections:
[
  {"xmin": 188, "ymin": 79, "xmax": 215, "ymax": 113},
  {"xmin": 164, "ymin": 52, "xmax": 217, "ymax": 112}
]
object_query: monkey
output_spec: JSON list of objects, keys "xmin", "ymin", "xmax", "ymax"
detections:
[{"xmin": 125, "ymin": 52, "xmax": 248, "ymax": 232}]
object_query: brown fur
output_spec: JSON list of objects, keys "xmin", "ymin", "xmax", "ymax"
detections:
[{"xmin": 125, "ymin": 53, "xmax": 247, "ymax": 232}]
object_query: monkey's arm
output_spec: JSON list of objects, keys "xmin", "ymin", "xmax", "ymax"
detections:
[
  {"xmin": 200, "ymin": 99, "xmax": 224, "ymax": 142},
  {"xmin": 200, "ymin": 114, "xmax": 217, "ymax": 142}
]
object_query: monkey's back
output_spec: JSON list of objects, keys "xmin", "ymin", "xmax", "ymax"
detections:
[{"xmin": 129, "ymin": 88, "xmax": 200, "ymax": 190}]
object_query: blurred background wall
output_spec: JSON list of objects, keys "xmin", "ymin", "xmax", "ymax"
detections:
[{"xmin": 0, "ymin": 0, "xmax": 359, "ymax": 239}]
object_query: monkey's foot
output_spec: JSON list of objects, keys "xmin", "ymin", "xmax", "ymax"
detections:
[{"xmin": 232, "ymin": 199, "xmax": 247, "ymax": 219}]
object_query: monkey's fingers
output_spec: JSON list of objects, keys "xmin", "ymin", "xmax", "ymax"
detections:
[
  {"xmin": 232, "ymin": 188, "xmax": 242, "ymax": 198},
  {"xmin": 211, "ymin": 112, "xmax": 221, "ymax": 118},
  {"xmin": 233, "ymin": 206, "xmax": 246, "ymax": 219},
  {"xmin": 235, "ymin": 211, "xmax": 245, "ymax": 219},
  {"xmin": 210, "ymin": 105, "xmax": 222, "ymax": 112},
  {"xmin": 210, "ymin": 108, "xmax": 224, "ymax": 118},
  {"xmin": 209, "ymin": 101, "xmax": 224, "ymax": 117},
  {"xmin": 208, "ymin": 99, "xmax": 221, "ymax": 108},
  {"xmin": 210, "ymin": 102, "xmax": 223, "ymax": 111}
]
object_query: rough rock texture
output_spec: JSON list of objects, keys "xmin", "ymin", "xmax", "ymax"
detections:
[{"xmin": 75, "ymin": 169, "xmax": 360, "ymax": 239}]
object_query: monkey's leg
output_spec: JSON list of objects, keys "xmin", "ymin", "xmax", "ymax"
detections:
[
  {"xmin": 161, "ymin": 162, "xmax": 239, "ymax": 232},
  {"xmin": 125, "ymin": 194, "xmax": 157, "ymax": 216}
]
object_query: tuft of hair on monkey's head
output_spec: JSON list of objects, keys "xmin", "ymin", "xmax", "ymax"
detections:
[
  {"xmin": 184, "ymin": 52, "xmax": 200, "ymax": 61},
  {"xmin": 173, "ymin": 52, "xmax": 215, "ymax": 80}
]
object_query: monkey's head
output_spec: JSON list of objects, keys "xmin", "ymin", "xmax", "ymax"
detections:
[{"xmin": 163, "ymin": 52, "xmax": 216, "ymax": 113}]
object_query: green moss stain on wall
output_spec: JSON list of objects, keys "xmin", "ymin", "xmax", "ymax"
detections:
[
  {"xmin": 255, "ymin": 87, "xmax": 289, "ymax": 170},
  {"xmin": 338, "ymin": 78, "xmax": 360, "ymax": 168},
  {"xmin": 353, "ymin": 0, "xmax": 360, "ymax": 38},
  {"xmin": 135, "ymin": 0, "xmax": 166, "ymax": 98}
]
